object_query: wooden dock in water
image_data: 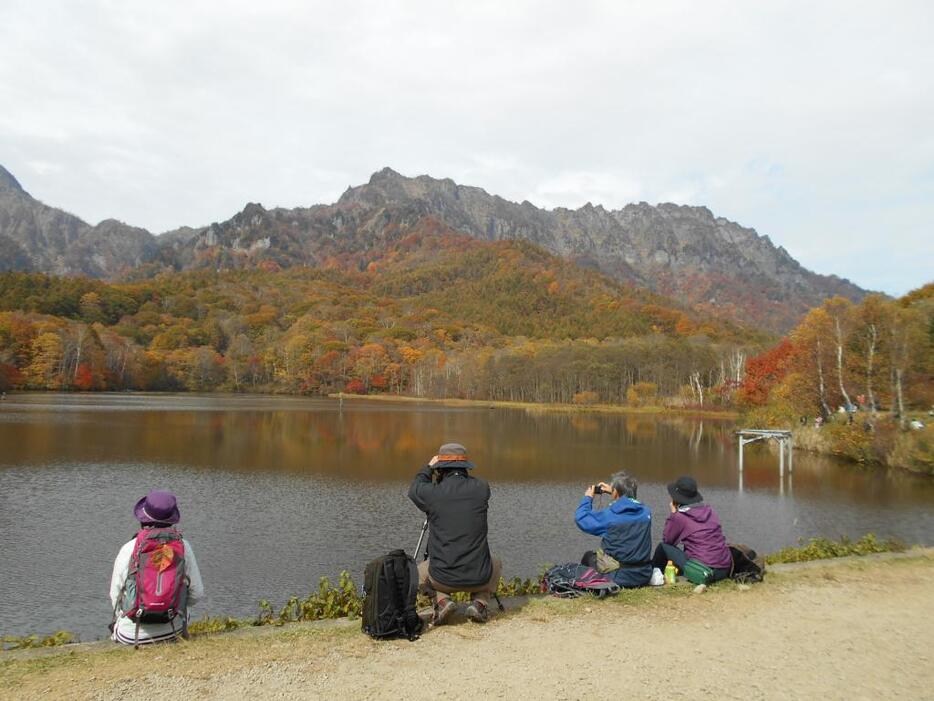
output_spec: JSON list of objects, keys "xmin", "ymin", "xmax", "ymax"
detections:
[{"xmin": 736, "ymin": 429, "xmax": 793, "ymax": 476}]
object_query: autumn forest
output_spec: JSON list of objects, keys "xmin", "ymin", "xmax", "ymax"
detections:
[{"xmin": 0, "ymin": 231, "xmax": 930, "ymax": 446}]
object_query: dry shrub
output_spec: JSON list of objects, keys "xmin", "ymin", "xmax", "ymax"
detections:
[{"xmin": 572, "ymin": 391, "xmax": 599, "ymax": 405}]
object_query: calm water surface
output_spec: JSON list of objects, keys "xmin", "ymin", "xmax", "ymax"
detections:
[{"xmin": 1, "ymin": 392, "xmax": 932, "ymax": 640}]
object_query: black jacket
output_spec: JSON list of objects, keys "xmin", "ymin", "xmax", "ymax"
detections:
[{"xmin": 408, "ymin": 466, "xmax": 493, "ymax": 588}]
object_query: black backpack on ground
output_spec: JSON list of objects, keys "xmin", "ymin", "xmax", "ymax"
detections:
[
  {"xmin": 729, "ymin": 543, "xmax": 766, "ymax": 584},
  {"xmin": 362, "ymin": 549, "xmax": 422, "ymax": 641}
]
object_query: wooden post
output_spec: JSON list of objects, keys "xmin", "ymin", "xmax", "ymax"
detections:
[
  {"xmin": 779, "ymin": 437, "xmax": 785, "ymax": 477},
  {"xmin": 738, "ymin": 437, "xmax": 744, "ymax": 472},
  {"xmin": 788, "ymin": 436, "xmax": 793, "ymax": 473}
]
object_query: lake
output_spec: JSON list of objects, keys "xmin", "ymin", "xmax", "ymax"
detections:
[{"xmin": 1, "ymin": 392, "xmax": 932, "ymax": 640}]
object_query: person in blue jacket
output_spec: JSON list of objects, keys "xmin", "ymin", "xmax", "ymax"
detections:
[{"xmin": 575, "ymin": 470, "xmax": 653, "ymax": 588}]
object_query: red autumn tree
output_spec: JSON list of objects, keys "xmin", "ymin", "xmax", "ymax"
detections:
[
  {"xmin": 73, "ymin": 363, "xmax": 95, "ymax": 391},
  {"xmin": 344, "ymin": 378, "xmax": 367, "ymax": 394},
  {"xmin": 738, "ymin": 339, "xmax": 795, "ymax": 406},
  {"xmin": 0, "ymin": 362, "xmax": 23, "ymax": 391}
]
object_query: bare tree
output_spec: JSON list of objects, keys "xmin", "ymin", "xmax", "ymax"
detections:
[
  {"xmin": 689, "ymin": 370, "xmax": 704, "ymax": 406},
  {"xmin": 888, "ymin": 307, "xmax": 923, "ymax": 429},
  {"xmin": 815, "ymin": 339, "xmax": 832, "ymax": 418},
  {"xmin": 865, "ymin": 321, "xmax": 877, "ymax": 412}
]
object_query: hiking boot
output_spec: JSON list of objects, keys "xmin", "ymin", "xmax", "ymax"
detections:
[
  {"xmin": 650, "ymin": 568, "xmax": 665, "ymax": 586},
  {"xmin": 433, "ymin": 597, "xmax": 457, "ymax": 625},
  {"xmin": 465, "ymin": 600, "xmax": 490, "ymax": 623}
]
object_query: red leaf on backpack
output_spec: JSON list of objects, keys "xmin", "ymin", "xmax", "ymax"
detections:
[{"xmin": 150, "ymin": 544, "xmax": 175, "ymax": 572}]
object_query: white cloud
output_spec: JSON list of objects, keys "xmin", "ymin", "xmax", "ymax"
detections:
[
  {"xmin": 533, "ymin": 171, "xmax": 644, "ymax": 209},
  {"xmin": 0, "ymin": 0, "xmax": 932, "ymax": 294},
  {"xmin": 26, "ymin": 160, "xmax": 64, "ymax": 176}
]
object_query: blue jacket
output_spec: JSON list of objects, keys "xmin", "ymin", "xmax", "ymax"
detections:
[{"xmin": 575, "ymin": 496, "xmax": 653, "ymax": 588}]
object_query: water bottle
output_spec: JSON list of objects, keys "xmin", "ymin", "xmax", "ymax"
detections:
[{"xmin": 664, "ymin": 560, "xmax": 677, "ymax": 585}]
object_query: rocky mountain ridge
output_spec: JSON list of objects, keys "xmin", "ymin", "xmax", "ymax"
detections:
[
  {"xmin": 0, "ymin": 164, "xmax": 868, "ymax": 331},
  {"xmin": 0, "ymin": 165, "xmax": 157, "ymax": 278}
]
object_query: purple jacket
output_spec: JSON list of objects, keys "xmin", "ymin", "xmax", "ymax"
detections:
[{"xmin": 662, "ymin": 504, "xmax": 732, "ymax": 570}]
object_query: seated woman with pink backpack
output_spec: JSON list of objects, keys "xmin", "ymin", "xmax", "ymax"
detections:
[{"xmin": 109, "ymin": 490, "xmax": 205, "ymax": 646}]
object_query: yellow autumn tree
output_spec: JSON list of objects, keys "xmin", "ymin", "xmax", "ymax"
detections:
[{"xmin": 27, "ymin": 332, "xmax": 63, "ymax": 388}]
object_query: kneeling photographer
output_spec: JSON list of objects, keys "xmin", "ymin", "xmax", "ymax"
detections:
[
  {"xmin": 575, "ymin": 470, "xmax": 653, "ymax": 588},
  {"xmin": 408, "ymin": 442, "xmax": 501, "ymax": 624}
]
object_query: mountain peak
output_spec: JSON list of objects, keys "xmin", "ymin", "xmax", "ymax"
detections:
[
  {"xmin": 369, "ymin": 167, "xmax": 404, "ymax": 183},
  {"xmin": 0, "ymin": 165, "xmax": 26, "ymax": 195}
]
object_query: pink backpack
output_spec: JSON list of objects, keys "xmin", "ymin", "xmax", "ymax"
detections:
[{"xmin": 119, "ymin": 528, "xmax": 189, "ymax": 645}]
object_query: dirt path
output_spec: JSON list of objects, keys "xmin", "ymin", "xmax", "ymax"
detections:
[{"xmin": 3, "ymin": 554, "xmax": 933, "ymax": 700}]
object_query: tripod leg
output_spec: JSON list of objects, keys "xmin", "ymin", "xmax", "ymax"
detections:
[{"xmin": 413, "ymin": 518, "xmax": 429, "ymax": 560}]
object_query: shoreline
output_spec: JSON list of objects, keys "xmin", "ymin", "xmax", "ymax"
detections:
[
  {"xmin": 3, "ymin": 545, "xmax": 922, "ymax": 661},
  {"xmin": 2, "ymin": 388, "xmax": 739, "ymax": 419},
  {"xmin": 328, "ymin": 392, "xmax": 740, "ymax": 420}
]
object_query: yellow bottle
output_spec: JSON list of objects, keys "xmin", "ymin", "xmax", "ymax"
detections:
[{"xmin": 664, "ymin": 560, "xmax": 677, "ymax": 585}]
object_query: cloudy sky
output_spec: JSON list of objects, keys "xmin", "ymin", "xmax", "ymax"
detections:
[{"xmin": 1, "ymin": 1, "xmax": 931, "ymax": 295}]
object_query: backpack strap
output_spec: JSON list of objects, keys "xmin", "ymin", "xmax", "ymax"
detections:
[
  {"xmin": 388, "ymin": 554, "xmax": 420, "ymax": 641},
  {"xmin": 544, "ymin": 564, "xmax": 586, "ymax": 598}
]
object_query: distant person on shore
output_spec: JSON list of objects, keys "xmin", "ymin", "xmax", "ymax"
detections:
[
  {"xmin": 408, "ymin": 443, "xmax": 500, "ymax": 624},
  {"xmin": 575, "ymin": 471, "xmax": 653, "ymax": 588},
  {"xmin": 109, "ymin": 490, "xmax": 204, "ymax": 646},
  {"xmin": 651, "ymin": 476, "xmax": 732, "ymax": 584}
]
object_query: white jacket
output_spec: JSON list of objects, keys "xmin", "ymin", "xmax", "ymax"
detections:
[{"xmin": 109, "ymin": 536, "xmax": 204, "ymax": 644}]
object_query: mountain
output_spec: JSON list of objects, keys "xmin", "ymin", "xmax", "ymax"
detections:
[
  {"xmin": 0, "ymin": 164, "xmax": 868, "ymax": 332},
  {"xmin": 336, "ymin": 169, "xmax": 868, "ymax": 332},
  {"xmin": 0, "ymin": 165, "xmax": 158, "ymax": 277}
]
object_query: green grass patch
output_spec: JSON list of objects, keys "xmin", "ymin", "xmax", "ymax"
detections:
[
  {"xmin": 765, "ymin": 533, "xmax": 907, "ymax": 564},
  {"xmin": 1, "ymin": 631, "xmax": 75, "ymax": 651}
]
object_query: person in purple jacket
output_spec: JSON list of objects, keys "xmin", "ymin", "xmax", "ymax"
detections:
[{"xmin": 650, "ymin": 476, "xmax": 733, "ymax": 584}]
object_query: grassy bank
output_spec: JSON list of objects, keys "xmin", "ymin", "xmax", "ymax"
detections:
[
  {"xmin": 763, "ymin": 533, "xmax": 906, "ymax": 564},
  {"xmin": 1, "ymin": 534, "xmax": 909, "ymax": 651},
  {"xmin": 329, "ymin": 392, "xmax": 740, "ymax": 420},
  {"xmin": 741, "ymin": 400, "xmax": 934, "ymax": 475},
  {"xmin": 790, "ymin": 421, "xmax": 934, "ymax": 476},
  {"xmin": 0, "ymin": 571, "xmax": 541, "ymax": 651}
]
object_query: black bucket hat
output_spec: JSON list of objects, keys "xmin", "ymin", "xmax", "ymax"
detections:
[
  {"xmin": 667, "ymin": 475, "xmax": 703, "ymax": 505},
  {"xmin": 434, "ymin": 442, "xmax": 474, "ymax": 470}
]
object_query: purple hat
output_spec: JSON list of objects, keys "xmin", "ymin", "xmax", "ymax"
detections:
[{"xmin": 133, "ymin": 490, "xmax": 181, "ymax": 525}]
